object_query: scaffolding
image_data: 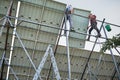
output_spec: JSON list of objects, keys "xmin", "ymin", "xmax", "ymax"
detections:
[{"xmin": 0, "ymin": 0, "xmax": 120, "ymax": 80}]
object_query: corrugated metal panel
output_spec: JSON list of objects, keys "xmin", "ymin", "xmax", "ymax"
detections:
[
  {"xmin": 0, "ymin": 0, "xmax": 10, "ymax": 15},
  {"xmin": 21, "ymin": 0, "xmax": 45, "ymax": 6},
  {"xmin": 69, "ymin": 37, "xmax": 85, "ymax": 48},
  {"xmin": 0, "ymin": 0, "xmax": 17, "ymax": 16},
  {"xmin": 71, "ymin": 8, "xmax": 90, "ymax": 38},
  {"xmin": 40, "ymin": 0, "xmax": 65, "ymax": 33},
  {"xmin": 11, "ymin": 48, "xmax": 31, "ymax": 67},
  {"xmin": 14, "ymin": 38, "xmax": 51, "ymax": 51},
  {"xmin": 20, "ymin": 0, "xmax": 66, "ymax": 11},
  {"xmin": 46, "ymin": 0, "xmax": 66, "ymax": 11},
  {"xmin": 0, "ymin": 33, "xmax": 12, "ymax": 50},
  {"xmin": 19, "ymin": 2, "xmax": 42, "ymax": 29},
  {"xmin": 0, "ymin": 0, "xmax": 89, "ymax": 49},
  {"xmin": 69, "ymin": 8, "xmax": 90, "ymax": 48},
  {"xmin": 19, "ymin": 0, "xmax": 66, "ymax": 34}
]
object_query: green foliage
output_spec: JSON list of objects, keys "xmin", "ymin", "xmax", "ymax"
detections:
[{"xmin": 100, "ymin": 33, "xmax": 120, "ymax": 52}]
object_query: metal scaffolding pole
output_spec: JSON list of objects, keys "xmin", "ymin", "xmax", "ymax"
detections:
[
  {"xmin": 102, "ymin": 23, "xmax": 120, "ymax": 80},
  {"xmin": 114, "ymin": 48, "xmax": 120, "ymax": 55},
  {"xmin": 46, "ymin": 16, "xmax": 65, "ymax": 80},
  {"xmin": 80, "ymin": 18, "xmax": 105, "ymax": 80},
  {"xmin": 0, "ymin": 51, "xmax": 5, "ymax": 68},
  {"xmin": 33, "ymin": 45, "xmax": 61, "ymax": 80},
  {"xmin": 64, "ymin": 15, "xmax": 71, "ymax": 80},
  {"xmin": 33, "ymin": 45, "xmax": 51, "ymax": 80},
  {"xmin": 7, "ymin": 16, "xmax": 109, "ymax": 40},
  {"xmin": 5, "ymin": 59, "xmax": 19, "ymax": 80},
  {"xmin": 15, "ymin": 31, "xmax": 42, "ymax": 80},
  {"xmin": 112, "ymin": 47, "xmax": 120, "ymax": 80},
  {"xmin": 111, "ymin": 62, "xmax": 120, "ymax": 80},
  {"xmin": 6, "ymin": 1, "xmax": 21, "ymax": 80},
  {"xmin": 0, "ymin": 0, "xmax": 13, "ymax": 80}
]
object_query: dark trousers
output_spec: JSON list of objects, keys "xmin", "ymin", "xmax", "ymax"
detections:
[{"xmin": 87, "ymin": 22, "xmax": 101, "ymax": 40}]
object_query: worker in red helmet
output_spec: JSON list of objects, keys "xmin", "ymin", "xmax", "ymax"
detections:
[{"xmin": 87, "ymin": 14, "xmax": 101, "ymax": 41}]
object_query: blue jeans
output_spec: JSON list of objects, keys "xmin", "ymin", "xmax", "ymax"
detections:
[{"xmin": 66, "ymin": 15, "xmax": 73, "ymax": 28}]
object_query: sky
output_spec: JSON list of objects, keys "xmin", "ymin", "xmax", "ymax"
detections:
[{"xmin": 55, "ymin": 0, "xmax": 120, "ymax": 56}]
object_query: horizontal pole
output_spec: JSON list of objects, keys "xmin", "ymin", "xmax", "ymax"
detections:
[{"xmin": 6, "ymin": 16, "xmax": 108, "ymax": 40}]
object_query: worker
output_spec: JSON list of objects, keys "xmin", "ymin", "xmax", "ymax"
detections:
[
  {"xmin": 65, "ymin": 5, "xmax": 74, "ymax": 31},
  {"xmin": 87, "ymin": 14, "xmax": 101, "ymax": 41}
]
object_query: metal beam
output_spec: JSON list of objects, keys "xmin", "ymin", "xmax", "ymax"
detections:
[
  {"xmin": 5, "ymin": 59, "xmax": 19, "ymax": 80},
  {"xmin": 7, "ymin": 16, "xmax": 109, "ymax": 40},
  {"xmin": 46, "ymin": 15, "xmax": 65, "ymax": 80},
  {"xmin": 6, "ymin": 1, "xmax": 21, "ymax": 79},
  {"xmin": 33, "ymin": 45, "xmax": 61, "ymax": 80},
  {"xmin": 111, "ymin": 62, "xmax": 120, "ymax": 80},
  {"xmin": 33, "ymin": 45, "xmax": 51, "ymax": 80},
  {"xmin": 0, "ymin": 51, "xmax": 5, "ymax": 68},
  {"xmin": 0, "ymin": 0, "xmax": 13, "ymax": 79},
  {"xmin": 15, "ymin": 31, "xmax": 42, "ymax": 80},
  {"xmin": 64, "ymin": 15, "xmax": 71, "ymax": 80},
  {"xmin": 102, "ymin": 22, "xmax": 120, "ymax": 80}
]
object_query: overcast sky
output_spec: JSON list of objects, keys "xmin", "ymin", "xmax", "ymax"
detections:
[
  {"xmin": 55, "ymin": 0, "xmax": 120, "ymax": 26},
  {"xmin": 55, "ymin": 0, "xmax": 120, "ymax": 55}
]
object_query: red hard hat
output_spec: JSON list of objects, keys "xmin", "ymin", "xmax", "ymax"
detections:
[{"xmin": 92, "ymin": 15, "xmax": 96, "ymax": 19}]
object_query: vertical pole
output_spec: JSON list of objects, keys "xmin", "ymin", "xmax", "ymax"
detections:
[
  {"xmin": 6, "ymin": 1, "xmax": 21, "ymax": 80},
  {"xmin": 46, "ymin": 16, "xmax": 65, "ymax": 80},
  {"xmin": 113, "ymin": 47, "xmax": 120, "ymax": 80},
  {"xmin": 0, "ymin": 0, "xmax": 13, "ymax": 80},
  {"xmin": 102, "ymin": 23, "xmax": 120, "ymax": 80},
  {"xmin": 5, "ymin": 60, "xmax": 19, "ymax": 80},
  {"xmin": 33, "ymin": 45, "xmax": 51, "ymax": 80},
  {"xmin": 49, "ymin": 47, "xmax": 61, "ymax": 80},
  {"xmin": 15, "ymin": 31, "xmax": 42, "ymax": 80},
  {"xmin": 1, "ymin": 13, "xmax": 10, "ymax": 80},
  {"xmin": 65, "ymin": 15, "xmax": 71, "ymax": 80},
  {"xmin": 111, "ymin": 62, "xmax": 120, "ymax": 80}
]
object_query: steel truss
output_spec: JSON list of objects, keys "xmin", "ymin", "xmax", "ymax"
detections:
[{"xmin": 33, "ymin": 45, "xmax": 61, "ymax": 80}]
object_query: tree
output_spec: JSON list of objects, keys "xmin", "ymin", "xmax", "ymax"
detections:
[{"xmin": 101, "ymin": 33, "xmax": 120, "ymax": 52}]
